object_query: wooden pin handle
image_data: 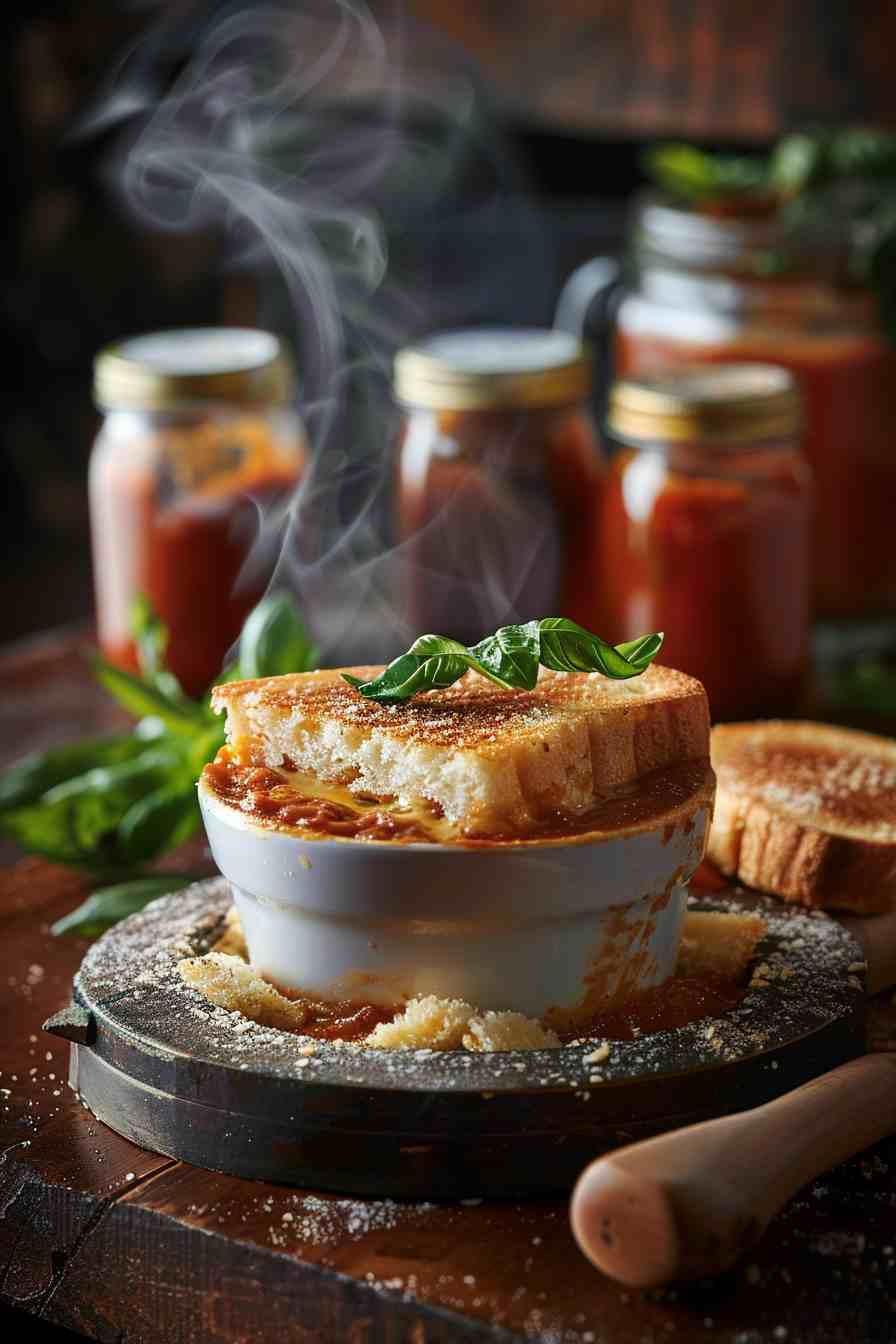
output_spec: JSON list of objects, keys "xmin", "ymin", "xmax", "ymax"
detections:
[
  {"xmin": 571, "ymin": 1053, "xmax": 896, "ymax": 1286},
  {"xmin": 837, "ymin": 909, "xmax": 896, "ymax": 994}
]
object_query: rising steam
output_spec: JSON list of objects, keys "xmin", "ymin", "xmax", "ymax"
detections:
[{"xmin": 97, "ymin": 0, "xmax": 555, "ymax": 663}]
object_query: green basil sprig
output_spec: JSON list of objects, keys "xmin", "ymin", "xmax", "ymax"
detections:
[
  {"xmin": 343, "ymin": 619, "xmax": 663, "ymax": 704},
  {"xmin": 0, "ymin": 736, "xmax": 151, "ymax": 813},
  {"xmin": 1, "ymin": 746, "xmax": 190, "ymax": 870},
  {"xmin": 237, "ymin": 592, "xmax": 319, "ymax": 680},
  {"xmin": 645, "ymin": 131, "xmax": 896, "ymax": 204},
  {"xmin": 643, "ymin": 143, "xmax": 767, "ymax": 202},
  {"xmin": 643, "ymin": 128, "xmax": 896, "ymax": 343},
  {"xmin": 51, "ymin": 873, "xmax": 206, "ymax": 939},
  {"xmin": 0, "ymin": 591, "xmax": 317, "ymax": 929}
]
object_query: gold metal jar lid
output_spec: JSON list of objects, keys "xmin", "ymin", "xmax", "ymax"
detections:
[
  {"xmin": 394, "ymin": 328, "xmax": 592, "ymax": 410},
  {"xmin": 607, "ymin": 364, "xmax": 802, "ymax": 445},
  {"xmin": 94, "ymin": 328, "xmax": 294, "ymax": 410}
]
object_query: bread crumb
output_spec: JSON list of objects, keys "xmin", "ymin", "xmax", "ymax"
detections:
[
  {"xmin": 364, "ymin": 996, "xmax": 560, "ymax": 1052},
  {"xmin": 678, "ymin": 911, "xmax": 766, "ymax": 981},
  {"xmin": 180, "ymin": 904, "xmax": 769, "ymax": 1056},
  {"xmin": 178, "ymin": 952, "xmax": 309, "ymax": 1033},
  {"xmin": 365, "ymin": 995, "xmax": 476, "ymax": 1050},
  {"xmin": 462, "ymin": 1010, "xmax": 561, "ymax": 1052}
]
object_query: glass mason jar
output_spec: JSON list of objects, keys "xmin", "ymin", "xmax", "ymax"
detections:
[
  {"xmin": 558, "ymin": 196, "xmax": 896, "ymax": 620},
  {"xmin": 600, "ymin": 365, "xmax": 812, "ymax": 722},
  {"xmin": 393, "ymin": 329, "xmax": 602, "ymax": 646},
  {"xmin": 90, "ymin": 329, "xmax": 305, "ymax": 698}
]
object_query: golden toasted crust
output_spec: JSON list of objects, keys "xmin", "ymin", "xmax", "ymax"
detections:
[
  {"xmin": 211, "ymin": 663, "xmax": 710, "ymax": 832},
  {"xmin": 212, "ymin": 664, "xmax": 706, "ymax": 754},
  {"xmin": 708, "ymin": 721, "xmax": 896, "ymax": 913}
]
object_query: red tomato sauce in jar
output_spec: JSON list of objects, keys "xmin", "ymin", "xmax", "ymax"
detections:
[
  {"xmin": 617, "ymin": 323, "xmax": 896, "ymax": 618},
  {"xmin": 96, "ymin": 447, "xmax": 301, "ymax": 698},
  {"xmin": 599, "ymin": 367, "xmax": 812, "ymax": 722},
  {"xmin": 600, "ymin": 443, "xmax": 811, "ymax": 720},
  {"xmin": 393, "ymin": 329, "xmax": 604, "ymax": 644},
  {"xmin": 397, "ymin": 405, "xmax": 603, "ymax": 639},
  {"xmin": 91, "ymin": 329, "xmax": 304, "ymax": 699}
]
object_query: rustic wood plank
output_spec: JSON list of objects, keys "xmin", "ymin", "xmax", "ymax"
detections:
[{"xmin": 380, "ymin": 0, "xmax": 896, "ymax": 139}]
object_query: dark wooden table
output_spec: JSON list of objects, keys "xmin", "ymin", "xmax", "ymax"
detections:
[{"xmin": 2, "ymin": 631, "xmax": 896, "ymax": 1344}]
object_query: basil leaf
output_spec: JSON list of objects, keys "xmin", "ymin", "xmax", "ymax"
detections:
[
  {"xmin": 643, "ymin": 143, "xmax": 767, "ymax": 201},
  {"xmin": 91, "ymin": 655, "xmax": 203, "ymax": 735},
  {"xmin": 536, "ymin": 618, "xmax": 648, "ymax": 678},
  {"xmin": 469, "ymin": 621, "xmax": 541, "ymax": 690},
  {"xmin": 51, "ymin": 873, "xmax": 202, "ymax": 939},
  {"xmin": 769, "ymin": 132, "xmax": 828, "ymax": 195},
  {"xmin": 130, "ymin": 595, "xmax": 190, "ymax": 703},
  {"xmin": 0, "ymin": 747, "xmax": 183, "ymax": 868},
  {"xmin": 344, "ymin": 647, "xmax": 471, "ymax": 703},
  {"xmin": 615, "ymin": 632, "xmax": 666, "ymax": 670},
  {"xmin": 644, "ymin": 128, "xmax": 896, "ymax": 348},
  {"xmin": 408, "ymin": 634, "xmax": 469, "ymax": 659},
  {"xmin": 117, "ymin": 784, "xmax": 201, "ymax": 864},
  {"xmin": 0, "ymin": 736, "xmax": 148, "ymax": 814},
  {"xmin": 130, "ymin": 593, "xmax": 167, "ymax": 675},
  {"xmin": 343, "ymin": 619, "xmax": 663, "ymax": 703},
  {"xmin": 134, "ymin": 715, "xmax": 169, "ymax": 741},
  {"xmin": 828, "ymin": 128, "xmax": 896, "ymax": 181},
  {"xmin": 239, "ymin": 594, "xmax": 318, "ymax": 679},
  {"xmin": 187, "ymin": 722, "xmax": 227, "ymax": 777}
]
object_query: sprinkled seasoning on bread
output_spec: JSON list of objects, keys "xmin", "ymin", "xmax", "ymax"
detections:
[{"xmin": 210, "ymin": 663, "xmax": 710, "ymax": 834}]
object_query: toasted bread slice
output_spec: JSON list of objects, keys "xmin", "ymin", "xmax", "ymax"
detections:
[
  {"xmin": 210, "ymin": 664, "xmax": 709, "ymax": 834},
  {"xmin": 708, "ymin": 721, "xmax": 896, "ymax": 913}
]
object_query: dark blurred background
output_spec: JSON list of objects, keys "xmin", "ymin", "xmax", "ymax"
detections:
[{"xmin": 3, "ymin": 0, "xmax": 894, "ymax": 647}]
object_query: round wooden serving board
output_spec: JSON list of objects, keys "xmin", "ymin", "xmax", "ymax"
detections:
[{"xmin": 56, "ymin": 879, "xmax": 865, "ymax": 1198}]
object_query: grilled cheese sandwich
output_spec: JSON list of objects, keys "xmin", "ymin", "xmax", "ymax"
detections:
[{"xmin": 209, "ymin": 663, "xmax": 710, "ymax": 836}]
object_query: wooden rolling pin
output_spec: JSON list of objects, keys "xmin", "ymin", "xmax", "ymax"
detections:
[{"xmin": 571, "ymin": 909, "xmax": 896, "ymax": 1287}]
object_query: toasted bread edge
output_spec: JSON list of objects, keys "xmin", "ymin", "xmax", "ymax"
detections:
[{"xmin": 708, "ymin": 722, "xmax": 896, "ymax": 913}]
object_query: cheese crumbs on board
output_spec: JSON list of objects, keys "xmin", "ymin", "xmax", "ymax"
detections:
[
  {"xmin": 363, "ymin": 997, "xmax": 561, "ymax": 1051},
  {"xmin": 175, "ymin": 952, "xmax": 564, "ymax": 1052},
  {"xmin": 462, "ymin": 1010, "xmax": 562, "ymax": 1052},
  {"xmin": 676, "ymin": 910, "xmax": 767, "ymax": 982},
  {"xmin": 175, "ymin": 906, "xmax": 764, "ymax": 1053},
  {"xmin": 364, "ymin": 996, "xmax": 476, "ymax": 1050}
]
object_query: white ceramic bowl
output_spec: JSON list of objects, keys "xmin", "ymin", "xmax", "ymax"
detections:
[{"xmin": 198, "ymin": 767, "xmax": 714, "ymax": 1021}]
